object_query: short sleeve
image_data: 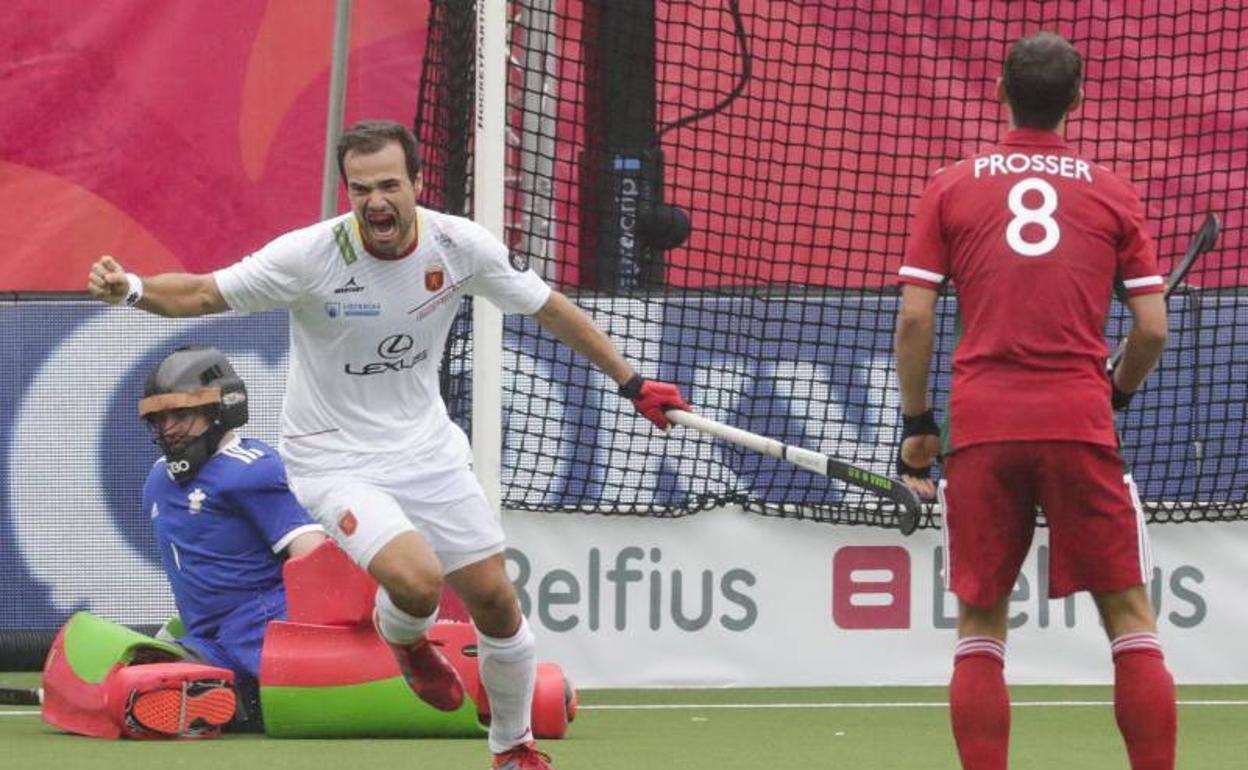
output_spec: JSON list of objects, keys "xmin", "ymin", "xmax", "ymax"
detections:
[
  {"xmin": 213, "ymin": 229, "xmax": 311, "ymax": 313},
  {"xmin": 226, "ymin": 453, "xmax": 323, "ymax": 554},
  {"xmin": 458, "ymin": 221, "xmax": 552, "ymax": 314},
  {"xmin": 1114, "ymin": 183, "xmax": 1164, "ymax": 297},
  {"xmin": 898, "ymin": 172, "xmax": 951, "ymax": 289}
]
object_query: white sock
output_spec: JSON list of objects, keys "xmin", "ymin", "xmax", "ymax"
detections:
[
  {"xmin": 478, "ymin": 616, "xmax": 537, "ymax": 753},
  {"xmin": 375, "ymin": 586, "xmax": 437, "ymax": 645}
]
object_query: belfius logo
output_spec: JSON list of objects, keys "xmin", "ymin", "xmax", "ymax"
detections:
[
  {"xmin": 832, "ymin": 546, "xmax": 911, "ymax": 629},
  {"xmin": 507, "ymin": 546, "xmax": 758, "ymax": 633},
  {"xmin": 832, "ymin": 545, "xmax": 1209, "ymax": 631}
]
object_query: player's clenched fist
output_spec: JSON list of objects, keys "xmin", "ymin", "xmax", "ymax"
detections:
[
  {"xmin": 87, "ymin": 256, "xmax": 132, "ymax": 304},
  {"xmin": 619, "ymin": 374, "xmax": 691, "ymax": 430}
]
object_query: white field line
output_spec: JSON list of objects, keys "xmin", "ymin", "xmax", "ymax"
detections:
[
  {"xmin": 2, "ymin": 699, "xmax": 1245, "ymax": 718},
  {"xmin": 580, "ymin": 699, "xmax": 1248, "ymax": 711}
]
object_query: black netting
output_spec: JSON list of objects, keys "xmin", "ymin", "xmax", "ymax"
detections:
[
  {"xmin": 416, "ymin": 1, "xmax": 1247, "ymax": 528},
  {"xmin": 415, "ymin": 0, "xmax": 478, "ymax": 443}
]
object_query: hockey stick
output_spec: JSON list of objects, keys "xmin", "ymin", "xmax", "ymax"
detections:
[
  {"xmin": 0, "ymin": 685, "xmax": 42, "ymax": 706},
  {"xmin": 665, "ymin": 410, "xmax": 923, "ymax": 535},
  {"xmin": 1110, "ymin": 212, "xmax": 1220, "ymax": 369}
]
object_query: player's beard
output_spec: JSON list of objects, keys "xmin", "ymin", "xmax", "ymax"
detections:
[{"xmin": 360, "ymin": 202, "xmax": 415, "ymax": 257}]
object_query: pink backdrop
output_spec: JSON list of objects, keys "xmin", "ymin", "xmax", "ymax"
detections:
[
  {"xmin": 3, "ymin": 1, "xmax": 1243, "ymax": 291},
  {"xmin": 1, "ymin": 0, "xmax": 429, "ymax": 290}
]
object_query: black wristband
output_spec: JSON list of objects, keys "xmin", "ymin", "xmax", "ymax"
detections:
[
  {"xmin": 618, "ymin": 374, "xmax": 645, "ymax": 400},
  {"xmin": 901, "ymin": 409, "xmax": 939, "ymax": 440},
  {"xmin": 1111, "ymin": 382, "xmax": 1135, "ymax": 411}
]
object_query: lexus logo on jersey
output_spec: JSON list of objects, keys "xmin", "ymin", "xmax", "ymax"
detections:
[
  {"xmin": 377, "ymin": 334, "xmax": 415, "ymax": 359},
  {"xmin": 425, "ymin": 264, "xmax": 445, "ymax": 292},
  {"xmin": 338, "ymin": 510, "xmax": 358, "ymax": 537}
]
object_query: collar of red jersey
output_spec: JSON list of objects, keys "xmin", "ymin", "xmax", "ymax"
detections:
[{"xmin": 1002, "ymin": 127, "xmax": 1067, "ymax": 148}]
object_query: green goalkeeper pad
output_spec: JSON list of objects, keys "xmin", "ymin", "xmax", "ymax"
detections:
[
  {"xmin": 154, "ymin": 615, "xmax": 188, "ymax": 643},
  {"xmin": 61, "ymin": 611, "xmax": 187, "ymax": 684},
  {"xmin": 260, "ymin": 677, "xmax": 485, "ymax": 738},
  {"xmin": 258, "ymin": 621, "xmax": 486, "ymax": 738}
]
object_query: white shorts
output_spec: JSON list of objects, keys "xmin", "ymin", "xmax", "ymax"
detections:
[{"xmin": 288, "ymin": 446, "xmax": 504, "ymax": 574}]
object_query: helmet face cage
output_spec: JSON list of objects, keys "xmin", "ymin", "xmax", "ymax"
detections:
[
  {"xmin": 143, "ymin": 403, "xmax": 219, "ymax": 455},
  {"xmin": 139, "ymin": 347, "xmax": 249, "ymax": 484}
]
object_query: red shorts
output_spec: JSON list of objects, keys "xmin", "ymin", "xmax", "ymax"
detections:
[{"xmin": 939, "ymin": 441, "xmax": 1152, "ymax": 607}]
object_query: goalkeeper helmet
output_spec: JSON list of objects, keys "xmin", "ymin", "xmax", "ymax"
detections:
[{"xmin": 139, "ymin": 346, "xmax": 249, "ymax": 484}]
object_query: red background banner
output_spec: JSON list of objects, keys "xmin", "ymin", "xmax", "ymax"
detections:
[
  {"xmin": 3, "ymin": 2, "xmax": 1243, "ymax": 292},
  {"xmin": 1, "ymin": 0, "xmax": 429, "ymax": 290}
]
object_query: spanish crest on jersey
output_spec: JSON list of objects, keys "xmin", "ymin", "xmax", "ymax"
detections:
[{"xmin": 425, "ymin": 262, "xmax": 445, "ymax": 292}]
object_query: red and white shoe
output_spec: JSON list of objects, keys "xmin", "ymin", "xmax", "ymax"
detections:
[
  {"xmin": 374, "ymin": 612, "xmax": 465, "ymax": 712},
  {"xmin": 128, "ymin": 682, "xmax": 236, "ymax": 737},
  {"xmin": 492, "ymin": 741, "xmax": 554, "ymax": 770}
]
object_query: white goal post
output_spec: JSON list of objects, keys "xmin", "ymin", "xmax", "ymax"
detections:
[{"xmin": 471, "ymin": 0, "xmax": 508, "ymax": 512}]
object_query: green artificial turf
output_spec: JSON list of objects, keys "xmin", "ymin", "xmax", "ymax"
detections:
[{"xmin": 2, "ymin": 673, "xmax": 1244, "ymax": 769}]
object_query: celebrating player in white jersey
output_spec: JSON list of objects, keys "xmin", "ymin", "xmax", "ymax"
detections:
[{"xmin": 88, "ymin": 119, "xmax": 690, "ymax": 769}]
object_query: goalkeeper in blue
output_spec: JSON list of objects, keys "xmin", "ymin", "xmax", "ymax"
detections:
[{"xmin": 139, "ymin": 345, "xmax": 327, "ymax": 728}]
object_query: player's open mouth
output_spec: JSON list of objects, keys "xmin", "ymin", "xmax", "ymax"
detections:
[{"xmin": 366, "ymin": 210, "xmax": 398, "ymax": 239}]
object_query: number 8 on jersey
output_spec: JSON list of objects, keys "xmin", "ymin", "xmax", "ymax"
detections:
[{"xmin": 1006, "ymin": 177, "xmax": 1060, "ymax": 257}]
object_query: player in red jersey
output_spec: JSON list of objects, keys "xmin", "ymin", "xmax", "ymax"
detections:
[{"xmin": 893, "ymin": 32, "xmax": 1175, "ymax": 770}]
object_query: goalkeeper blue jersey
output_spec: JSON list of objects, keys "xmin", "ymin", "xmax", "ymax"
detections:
[{"xmin": 143, "ymin": 436, "xmax": 322, "ymax": 639}]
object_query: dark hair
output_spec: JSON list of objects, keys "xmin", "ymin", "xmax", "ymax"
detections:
[
  {"xmin": 336, "ymin": 119, "xmax": 422, "ymax": 182},
  {"xmin": 1002, "ymin": 32, "xmax": 1082, "ymax": 130}
]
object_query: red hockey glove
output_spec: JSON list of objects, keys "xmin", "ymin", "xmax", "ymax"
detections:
[{"xmin": 618, "ymin": 375, "xmax": 690, "ymax": 430}]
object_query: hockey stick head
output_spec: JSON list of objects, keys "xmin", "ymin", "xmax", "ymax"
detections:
[
  {"xmin": 1109, "ymin": 212, "xmax": 1221, "ymax": 371},
  {"xmin": 1164, "ymin": 212, "xmax": 1220, "ymax": 294},
  {"xmin": 1111, "ymin": 212, "xmax": 1220, "ymax": 303},
  {"xmin": 891, "ymin": 480, "xmax": 923, "ymax": 536}
]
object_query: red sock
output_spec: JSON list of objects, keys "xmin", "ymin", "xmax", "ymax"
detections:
[
  {"xmin": 1112, "ymin": 633, "xmax": 1176, "ymax": 770},
  {"xmin": 949, "ymin": 637, "xmax": 1009, "ymax": 770}
]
